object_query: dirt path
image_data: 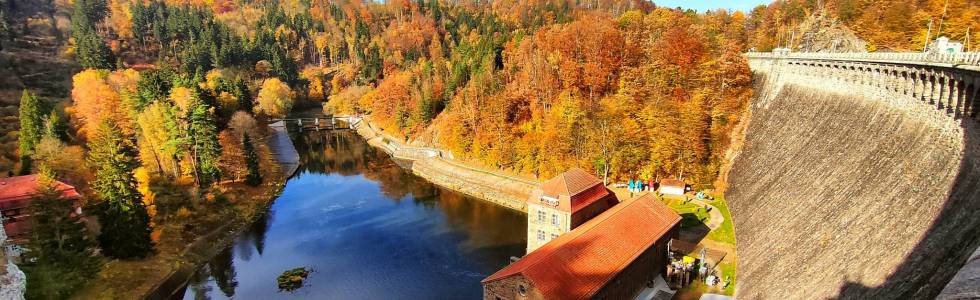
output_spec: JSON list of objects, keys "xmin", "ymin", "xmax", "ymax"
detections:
[{"xmin": 689, "ymin": 198, "xmax": 724, "ymax": 230}]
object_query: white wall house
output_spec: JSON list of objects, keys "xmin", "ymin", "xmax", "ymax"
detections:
[
  {"xmin": 932, "ymin": 36, "xmax": 964, "ymax": 54},
  {"xmin": 659, "ymin": 179, "xmax": 687, "ymax": 196}
]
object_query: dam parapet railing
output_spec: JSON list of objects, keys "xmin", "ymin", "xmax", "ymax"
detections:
[
  {"xmin": 747, "ymin": 51, "xmax": 980, "ymax": 68},
  {"xmin": 746, "ymin": 52, "xmax": 980, "ymax": 122}
]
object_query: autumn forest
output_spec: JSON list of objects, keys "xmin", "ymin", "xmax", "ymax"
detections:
[{"xmin": 1, "ymin": 0, "xmax": 979, "ymax": 297}]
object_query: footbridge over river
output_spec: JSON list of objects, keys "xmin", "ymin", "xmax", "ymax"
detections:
[{"xmin": 730, "ymin": 52, "xmax": 980, "ymax": 299}]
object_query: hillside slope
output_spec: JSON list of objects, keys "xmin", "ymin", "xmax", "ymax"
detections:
[
  {"xmin": 0, "ymin": 0, "xmax": 76, "ymax": 174},
  {"xmin": 727, "ymin": 71, "xmax": 980, "ymax": 299}
]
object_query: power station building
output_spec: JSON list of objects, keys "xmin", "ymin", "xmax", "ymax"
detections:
[
  {"xmin": 524, "ymin": 168, "xmax": 618, "ymax": 254},
  {"xmin": 484, "ymin": 169, "xmax": 681, "ymax": 300}
]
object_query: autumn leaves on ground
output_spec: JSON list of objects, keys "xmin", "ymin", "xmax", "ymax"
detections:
[{"xmin": 1, "ymin": 0, "xmax": 978, "ymax": 298}]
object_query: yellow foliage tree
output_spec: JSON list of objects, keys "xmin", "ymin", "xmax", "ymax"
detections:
[
  {"xmin": 137, "ymin": 101, "xmax": 181, "ymax": 178},
  {"xmin": 169, "ymin": 86, "xmax": 197, "ymax": 113},
  {"xmin": 108, "ymin": 0, "xmax": 133, "ymax": 40},
  {"xmin": 133, "ymin": 167, "xmax": 159, "ymax": 242},
  {"xmin": 255, "ymin": 78, "xmax": 293, "ymax": 118}
]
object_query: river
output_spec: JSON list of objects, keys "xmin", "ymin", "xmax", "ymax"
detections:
[{"xmin": 182, "ymin": 130, "xmax": 527, "ymax": 299}]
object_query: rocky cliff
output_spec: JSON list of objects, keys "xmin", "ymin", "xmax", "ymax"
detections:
[{"xmin": 727, "ymin": 67, "xmax": 980, "ymax": 299}]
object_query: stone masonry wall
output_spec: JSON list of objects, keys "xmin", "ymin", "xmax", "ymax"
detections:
[
  {"xmin": 728, "ymin": 60, "xmax": 980, "ymax": 299},
  {"xmin": 354, "ymin": 120, "xmax": 536, "ymax": 213}
]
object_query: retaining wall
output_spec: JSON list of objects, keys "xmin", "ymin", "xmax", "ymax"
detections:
[{"xmin": 354, "ymin": 121, "xmax": 536, "ymax": 212}]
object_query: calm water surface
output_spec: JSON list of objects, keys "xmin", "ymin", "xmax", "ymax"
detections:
[{"xmin": 183, "ymin": 131, "xmax": 526, "ymax": 299}]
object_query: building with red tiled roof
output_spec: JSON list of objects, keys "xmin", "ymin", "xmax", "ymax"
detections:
[
  {"xmin": 658, "ymin": 179, "xmax": 687, "ymax": 197},
  {"xmin": 0, "ymin": 175, "xmax": 82, "ymax": 244},
  {"xmin": 525, "ymin": 168, "xmax": 618, "ymax": 253},
  {"xmin": 483, "ymin": 193, "xmax": 681, "ymax": 300}
]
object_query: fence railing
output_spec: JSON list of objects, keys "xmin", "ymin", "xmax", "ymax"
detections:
[{"xmin": 746, "ymin": 51, "xmax": 980, "ymax": 66}]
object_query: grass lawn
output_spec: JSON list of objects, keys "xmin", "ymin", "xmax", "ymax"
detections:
[
  {"xmin": 703, "ymin": 193, "xmax": 737, "ymax": 295},
  {"xmin": 704, "ymin": 194, "xmax": 737, "ymax": 245},
  {"xmin": 661, "ymin": 197, "xmax": 711, "ymax": 228},
  {"xmin": 717, "ymin": 260, "xmax": 737, "ymax": 295}
]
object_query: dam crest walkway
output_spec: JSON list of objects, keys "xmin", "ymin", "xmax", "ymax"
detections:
[{"xmin": 747, "ymin": 51, "xmax": 980, "ymax": 122}]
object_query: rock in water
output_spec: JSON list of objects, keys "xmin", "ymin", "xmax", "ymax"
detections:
[{"xmin": 277, "ymin": 267, "xmax": 311, "ymax": 292}]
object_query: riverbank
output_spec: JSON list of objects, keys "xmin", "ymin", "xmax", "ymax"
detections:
[
  {"xmin": 352, "ymin": 117, "xmax": 539, "ymax": 212},
  {"xmin": 71, "ymin": 126, "xmax": 295, "ymax": 300}
]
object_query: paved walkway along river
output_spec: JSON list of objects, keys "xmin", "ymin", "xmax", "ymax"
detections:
[{"xmin": 353, "ymin": 118, "xmax": 540, "ymax": 212}]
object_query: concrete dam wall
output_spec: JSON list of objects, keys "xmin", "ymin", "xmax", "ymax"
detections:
[{"xmin": 728, "ymin": 58, "xmax": 980, "ymax": 299}]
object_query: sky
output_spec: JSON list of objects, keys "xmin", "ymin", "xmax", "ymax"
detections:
[{"xmin": 653, "ymin": 0, "xmax": 772, "ymax": 13}]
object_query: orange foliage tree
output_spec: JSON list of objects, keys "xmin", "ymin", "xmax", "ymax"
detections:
[{"xmin": 70, "ymin": 69, "xmax": 137, "ymax": 140}]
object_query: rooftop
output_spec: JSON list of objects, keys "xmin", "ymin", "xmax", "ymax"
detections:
[
  {"xmin": 484, "ymin": 193, "xmax": 681, "ymax": 300},
  {"xmin": 0, "ymin": 175, "xmax": 80, "ymax": 208},
  {"xmin": 660, "ymin": 179, "xmax": 686, "ymax": 189},
  {"xmin": 533, "ymin": 168, "xmax": 614, "ymax": 212}
]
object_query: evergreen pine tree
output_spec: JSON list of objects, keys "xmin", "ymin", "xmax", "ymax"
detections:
[
  {"xmin": 24, "ymin": 168, "xmax": 102, "ymax": 299},
  {"xmin": 243, "ymin": 131, "xmax": 261, "ymax": 186},
  {"xmin": 19, "ymin": 90, "xmax": 44, "ymax": 173},
  {"xmin": 88, "ymin": 121, "xmax": 154, "ymax": 259},
  {"xmin": 136, "ymin": 68, "xmax": 174, "ymax": 110},
  {"xmin": 75, "ymin": 29, "xmax": 116, "ymax": 70},
  {"xmin": 71, "ymin": 0, "xmax": 114, "ymax": 69},
  {"xmin": 268, "ymin": 45, "xmax": 298, "ymax": 85},
  {"xmin": 233, "ymin": 78, "xmax": 253, "ymax": 113},
  {"xmin": 45, "ymin": 109, "xmax": 69, "ymax": 141},
  {"xmin": 190, "ymin": 103, "xmax": 222, "ymax": 187}
]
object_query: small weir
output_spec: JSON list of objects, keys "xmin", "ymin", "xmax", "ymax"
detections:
[{"xmin": 269, "ymin": 115, "xmax": 358, "ymax": 132}]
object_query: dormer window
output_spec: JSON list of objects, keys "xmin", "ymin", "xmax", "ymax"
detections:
[{"xmin": 518, "ymin": 284, "xmax": 527, "ymax": 296}]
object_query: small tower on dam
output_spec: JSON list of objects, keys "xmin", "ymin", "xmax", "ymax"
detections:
[{"xmin": 525, "ymin": 168, "xmax": 618, "ymax": 254}]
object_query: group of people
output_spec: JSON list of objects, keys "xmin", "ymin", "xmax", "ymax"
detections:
[{"xmin": 627, "ymin": 178, "xmax": 655, "ymax": 193}]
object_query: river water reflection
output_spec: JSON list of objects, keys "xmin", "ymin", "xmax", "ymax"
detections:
[{"xmin": 183, "ymin": 130, "xmax": 527, "ymax": 299}]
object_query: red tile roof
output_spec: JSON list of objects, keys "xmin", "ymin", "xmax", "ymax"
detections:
[
  {"xmin": 483, "ymin": 193, "xmax": 681, "ymax": 300},
  {"xmin": 659, "ymin": 179, "xmax": 686, "ymax": 189},
  {"xmin": 0, "ymin": 175, "xmax": 80, "ymax": 207},
  {"xmin": 533, "ymin": 168, "xmax": 613, "ymax": 213},
  {"xmin": 541, "ymin": 168, "xmax": 601, "ymax": 198}
]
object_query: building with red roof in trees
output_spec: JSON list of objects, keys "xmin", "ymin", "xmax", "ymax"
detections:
[
  {"xmin": 525, "ymin": 168, "xmax": 619, "ymax": 253},
  {"xmin": 482, "ymin": 193, "xmax": 681, "ymax": 300},
  {"xmin": 0, "ymin": 175, "xmax": 82, "ymax": 245}
]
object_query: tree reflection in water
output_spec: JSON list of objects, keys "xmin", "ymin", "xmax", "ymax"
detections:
[{"xmin": 183, "ymin": 130, "xmax": 526, "ymax": 299}]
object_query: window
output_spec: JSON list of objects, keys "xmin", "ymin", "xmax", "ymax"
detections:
[
  {"xmin": 550, "ymin": 233, "xmax": 558, "ymax": 240},
  {"xmin": 551, "ymin": 214, "xmax": 560, "ymax": 227},
  {"xmin": 537, "ymin": 230, "xmax": 545, "ymax": 241},
  {"xmin": 518, "ymin": 284, "xmax": 527, "ymax": 296},
  {"xmin": 537, "ymin": 210, "xmax": 546, "ymax": 223}
]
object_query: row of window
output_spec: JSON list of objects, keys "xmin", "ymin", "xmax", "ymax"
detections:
[
  {"xmin": 536, "ymin": 230, "xmax": 559, "ymax": 242},
  {"xmin": 535, "ymin": 210, "xmax": 562, "ymax": 227}
]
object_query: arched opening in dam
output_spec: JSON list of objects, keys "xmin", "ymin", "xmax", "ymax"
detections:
[{"xmin": 179, "ymin": 130, "xmax": 527, "ymax": 299}]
